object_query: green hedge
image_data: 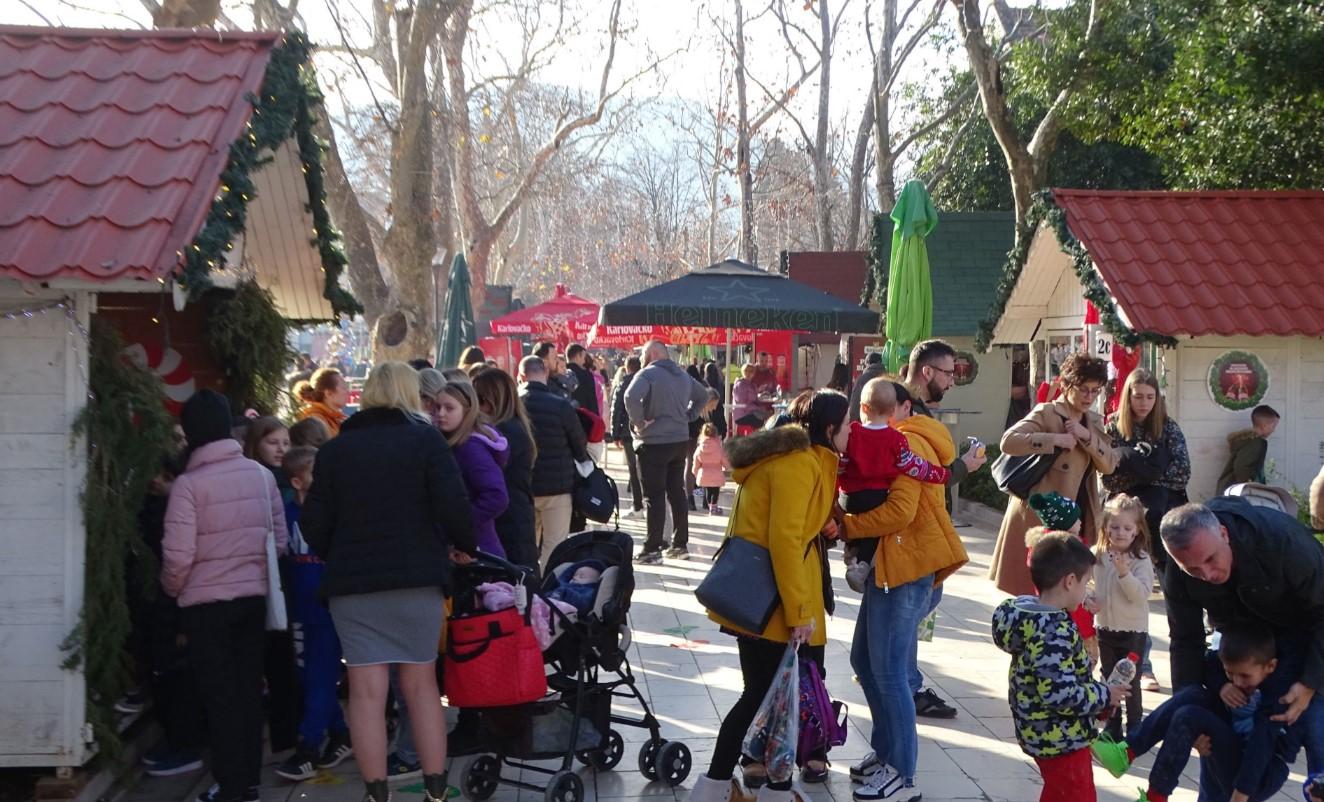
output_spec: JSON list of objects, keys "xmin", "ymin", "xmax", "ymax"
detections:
[{"xmin": 959, "ymin": 441, "xmax": 1009, "ymax": 513}]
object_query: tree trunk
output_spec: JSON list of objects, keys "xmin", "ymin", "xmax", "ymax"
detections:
[
  {"xmin": 873, "ymin": 0, "xmax": 898, "ymax": 210},
  {"xmin": 316, "ymin": 112, "xmax": 389, "ymax": 324},
  {"xmin": 733, "ymin": 0, "xmax": 757, "ymax": 265},
  {"xmin": 152, "ymin": 0, "xmax": 222, "ymax": 27},
  {"xmin": 706, "ymin": 114, "xmax": 725, "ymax": 265},
  {"xmin": 373, "ymin": 0, "xmax": 441, "ymax": 362},
  {"xmin": 844, "ymin": 79, "xmax": 875, "ymax": 250},
  {"xmin": 811, "ymin": 0, "xmax": 834, "ymax": 251}
]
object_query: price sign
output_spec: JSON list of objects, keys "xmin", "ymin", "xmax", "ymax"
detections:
[{"xmin": 1093, "ymin": 330, "xmax": 1115, "ymax": 359}]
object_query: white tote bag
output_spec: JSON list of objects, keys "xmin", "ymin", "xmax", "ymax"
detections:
[{"xmin": 261, "ymin": 471, "xmax": 289, "ymax": 631}]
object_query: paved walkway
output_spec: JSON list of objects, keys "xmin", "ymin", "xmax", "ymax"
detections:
[{"xmin": 123, "ymin": 454, "xmax": 1309, "ymax": 802}]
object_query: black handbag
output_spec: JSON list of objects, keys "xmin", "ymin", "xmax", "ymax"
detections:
[
  {"xmin": 694, "ymin": 490, "xmax": 782, "ymax": 633},
  {"xmin": 574, "ymin": 465, "xmax": 619, "ymax": 525},
  {"xmin": 990, "ymin": 449, "xmax": 1062, "ymax": 500}
]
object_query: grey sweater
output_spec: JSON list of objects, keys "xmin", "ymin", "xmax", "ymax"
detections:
[{"xmin": 624, "ymin": 359, "xmax": 711, "ymax": 446}]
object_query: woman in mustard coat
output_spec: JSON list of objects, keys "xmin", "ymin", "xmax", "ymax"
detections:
[
  {"xmin": 989, "ymin": 353, "xmax": 1118, "ymax": 596},
  {"xmin": 693, "ymin": 390, "xmax": 848, "ymax": 802}
]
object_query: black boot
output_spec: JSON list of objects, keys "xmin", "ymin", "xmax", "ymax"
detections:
[
  {"xmin": 363, "ymin": 779, "xmax": 390, "ymax": 802},
  {"xmin": 423, "ymin": 772, "xmax": 449, "ymax": 802}
]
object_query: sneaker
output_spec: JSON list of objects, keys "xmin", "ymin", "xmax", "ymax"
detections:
[
  {"xmin": 913, "ymin": 687, "xmax": 958, "ymax": 719},
  {"xmin": 276, "ymin": 747, "xmax": 322, "ymax": 782},
  {"xmin": 852, "ymin": 765, "xmax": 905, "ymax": 801},
  {"xmin": 636, "ymin": 550, "xmax": 663, "ymax": 565},
  {"xmin": 318, "ymin": 730, "xmax": 353, "ymax": 769},
  {"xmin": 386, "ymin": 752, "xmax": 422, "ymax": 781},
  {"xmin": 1141, "ymin": 672, "xmax": 1161, "ymax": 692},
  {"xmin": 144, "ymin": 750, "xmax": 203, "ymax": 777},
  {"xmin": 625, "ymin": 507, "xmax": 646, "ymax": 519},
  {"xmin": 710, "ymin": 504, "xmax": 723, "ymax": 515},
  {"xmin": 141, "ymin": 745, "xmax": 171, "ymax": 768},
  {"xmin": 665, "ymin": 546, "xmax": 690, "ymax": 560},
  {"xmin": 1091, "ymin": 732, "xmax": 1132, "ymax": 778},
  {"xmin": 198, "ymin": 784, "xmax": 259, "ymax": 802},
  {"xmin": 115, "ymin": 689, "xmax": 145, "ymax": 715},
  {"xmin": 850, "ymin": 751, "xmax": 882, "ymax": 783}
]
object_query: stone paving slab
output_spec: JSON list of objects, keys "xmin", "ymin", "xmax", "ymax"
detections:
[{"xmin": 120, "ymin": 454, "xmax": 1308, "ymax": 802}]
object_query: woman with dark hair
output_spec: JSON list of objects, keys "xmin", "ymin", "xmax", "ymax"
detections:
[
  {"xmin": 839, "ymin": 382, "xmax": 968, "ymax": 799},
  {"xmin": 990, "ymin": 353, "xmax": 1119, "ymax": 596},
  {"xmin": 457, "ymin": 345, "xmax": 486, "ymax": 370},
  {"xmin": 703, "ymin": 361, "xmax": 728, "ymax": 439},
  {"xmin": 471, "ymin": 367, "xmax": 540, "ymax": 573},
  {"xmin": 691, "ymin": 390, "xmax": 848, "ymax": 802},
  {"xmin": 826, "ymin": 361, "xmax": 852, "ymax": 395}
]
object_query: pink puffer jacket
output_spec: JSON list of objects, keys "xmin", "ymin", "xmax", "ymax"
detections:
[{"xmin": 161, "ymin": 439, "xmax": 288, "ymax": 608}]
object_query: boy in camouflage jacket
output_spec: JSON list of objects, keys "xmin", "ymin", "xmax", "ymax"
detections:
[{"xmin": 993, "ymin": 528, "xmax": 1128, "ymax": 801}]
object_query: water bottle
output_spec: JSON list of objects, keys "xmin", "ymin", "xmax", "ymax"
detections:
[{"xmin": 1107, "ymin": 652, "xmax": 1139, "ymax": 687}]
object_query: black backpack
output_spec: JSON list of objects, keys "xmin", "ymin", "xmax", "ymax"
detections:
[{"xmin": 574, "ymin": 465, "xmax": 619, "ymax": 525}]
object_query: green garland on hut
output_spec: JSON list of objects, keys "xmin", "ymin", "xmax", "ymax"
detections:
[
  {"xmin": 178, "ymin": 32, "xmax": 361, "ymax": 318},
  {"xmin": 973, "ymin": 191, "xmax": 1180, "ymax": 353}
]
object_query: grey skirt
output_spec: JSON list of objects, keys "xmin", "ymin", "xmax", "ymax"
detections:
[{"xmin": 329, "ymin": 586, "xmax": 444, "ymax": 666}]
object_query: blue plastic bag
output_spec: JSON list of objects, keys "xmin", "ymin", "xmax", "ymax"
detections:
[{"xmin": 741, "ymin": 643, "xmax": 800, "ymax": 784}]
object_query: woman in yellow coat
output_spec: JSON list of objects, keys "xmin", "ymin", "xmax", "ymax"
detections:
[
  {"xmin": 693, "ymin": 390, "xmax": 848, "ymax": 802},
  {"xmin": 840, "ymin": 381, "xmax": 968, "ymax": 800}
]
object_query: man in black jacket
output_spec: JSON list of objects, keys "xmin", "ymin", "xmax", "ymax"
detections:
[
  {"xmin": 612, "ymin": 356, "xmax": 644, "ymax": 516},
  {"xmin": 565, "ymin": 343, "xmax": 599, "ymax": 415},
  {"xmin": 1163, "ymin": 497, "xmax": 1324, "ymax": 775},
  {"xmin": 519, "ymin": 356, "xmax": 589, "ymax": 567}
]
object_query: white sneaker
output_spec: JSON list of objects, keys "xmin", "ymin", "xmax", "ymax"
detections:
[
  {"xmin": 849, "ymin": 751, "xmax": 882, "ymax": 783},
  {"xmin": 852, "ymin": 765, "xmax": 911, "ymax": 801}
]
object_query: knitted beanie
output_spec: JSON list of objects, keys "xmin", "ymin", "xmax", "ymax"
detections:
[{"xmin": 1028, "ymin": 491, "xmax": 1082, "ymax": 532}]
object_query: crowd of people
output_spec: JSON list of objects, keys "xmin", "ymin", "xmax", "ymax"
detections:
[{"xmin": 129, "ymin": 335, "xmax": 1324, "ymax": 802}]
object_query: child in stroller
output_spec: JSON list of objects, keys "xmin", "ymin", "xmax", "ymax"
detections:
[{"xmin": 447, "ymin": 531, "xmax": 692, "ymax": 802}]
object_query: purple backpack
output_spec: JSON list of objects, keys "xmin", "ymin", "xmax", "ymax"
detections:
[{"xmin": 797, "ymin": 659, "xmax": 848, "ymax": 763}]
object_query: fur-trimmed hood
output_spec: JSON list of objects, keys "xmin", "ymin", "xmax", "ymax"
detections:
[{"xmin": 727, "ymin": 425, "xmax": 810, "ymax": 477}]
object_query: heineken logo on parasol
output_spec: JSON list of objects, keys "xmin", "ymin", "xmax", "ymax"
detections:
[{"xmin": 1207, "ymin": 350, "xmax": 1269, "ymax": 411}]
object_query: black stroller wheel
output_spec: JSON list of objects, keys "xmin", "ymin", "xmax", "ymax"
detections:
[
  {"xmin": 543, "ymin": 770, "xmax": 583, "ymax": 802},
  {"xmin": 576, "ymin": 728, "xmax": 624, "ymax": 770},
  {"xmin": 461, "ymin": 754, "xmax": 500, "ymax": 801},
  {"xmin": 637, "ymin": 737, "xmax": 666, "ymax": 780},
  {"xmin": 654, "ymin": 740, "xmax": 691, "ymax": 786}
]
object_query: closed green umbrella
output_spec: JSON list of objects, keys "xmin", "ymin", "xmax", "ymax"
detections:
[
  {"xmin": 883, "ymin": 179, "xmax": 938, "ymax": 372},
  {"xmin": 437, "ymin": 253, "xmax": 476, "ymax": 368}
]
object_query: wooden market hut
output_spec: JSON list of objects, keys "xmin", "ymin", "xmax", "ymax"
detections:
[
  {"xmin": 979, "ymin": 188, "xmax": 1324, "ymax": 502},
  {"xmin": 0, "ymin": 26, "xmax": 355, "ymax": 768}
]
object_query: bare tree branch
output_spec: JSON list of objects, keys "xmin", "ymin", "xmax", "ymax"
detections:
[
  {"xmin": 922, "ymin": 96, "xmax": 981, "ymax": 191},
  {"xmin": 325, "ymin": 0, "xmax": 399, "ymax": 134},
  {"xmin": 892, "ymin": 79, "xmax": 977, "ymax": 157}
]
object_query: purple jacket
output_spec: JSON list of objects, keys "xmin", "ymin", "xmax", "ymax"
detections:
[
  {"xmin": 161, "ymin": 439, "xmax": 287, "ymax": 607},
  {"xmin": 451, "ymin": 425, "xmax": 510, "ymax": 557}
]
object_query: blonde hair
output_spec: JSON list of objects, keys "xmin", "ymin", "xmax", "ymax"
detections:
[
  {"xmin": 359, "ymin": 362, "xmax": 422, "ymax": 414},
  {"xmin": 1098, "ymin": 493, "xmax": 1151, "ymax": 559},
  {"xmin": 243, "ymin": 416, "xmax": 287, "ymax": 462},
  {"xmin": 862, "ymin": 376, "xmax": 898, "ymax": 417},
  {"xmin": 700, "ymin": 422, "xmax": 718, "ymax": 439},
  {"xmin": 439, "ymin": 380, "xmax": 485, "ymax": 447},
  {"xmin": 1116, "ymin": 369, "xmax": 1167, "ymax": 442}
]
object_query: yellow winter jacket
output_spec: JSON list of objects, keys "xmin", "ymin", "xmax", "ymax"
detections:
[
  {"xmin": 843, "ymin": 414, "xmax": 968, "ymax": 590},
  {"xmin": 705, "ymin": 426, "xmax": 837, "ymax": 647}
]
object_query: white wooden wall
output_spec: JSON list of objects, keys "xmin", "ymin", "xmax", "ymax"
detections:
[
  {"xmin": 0, "ymin": 287, "xmax": 89, "ymax": 767},
  {"xmin": 1167, "ymin": 336, "xmax": 1324, "ymax": 503}
]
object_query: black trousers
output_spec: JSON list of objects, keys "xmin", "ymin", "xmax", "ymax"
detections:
[
  {"xmin": 264, "ymin": 629, "xmax": 301, "ymax": 752},
  {"xmin": 637, "ymin": 441, "xmax": 690, "ymax": 551},
  {"xmin": 185, "ymin": 597, "xmax": 267, "ymax": 800},
  {"xmin": 710, "ymin": 637, "xmax": 825, "ymax": 788},
  {"xmin": 703, "ymin": 487, "xmax": 721, "ymax": 505},
  {"xmin": 684, "ymin": 438, "xmax": 699, "ymax": 509},
  {"xmin": 621, "ymin": 436, "xmax": 643, "ymax": 511},
  {"xmin": 1098, "ymin": 628, "xmax": 1147, "ymax": 739}
]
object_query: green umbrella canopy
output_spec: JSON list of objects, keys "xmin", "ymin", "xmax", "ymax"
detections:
[
  {"xmin": 437, "ymin": 253, "xmax": 476, "ymax": 369},
  {"xmin": 883, "ymin": 180, "xmax": 938, "ymax": 372}
]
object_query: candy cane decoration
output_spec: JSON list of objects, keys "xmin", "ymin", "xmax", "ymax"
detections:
[{"xmin": 122, "ymin": 342, "xmax": 195, "ymax": 415}]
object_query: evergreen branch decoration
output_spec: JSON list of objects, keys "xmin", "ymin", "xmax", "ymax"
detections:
[
  {"xmin": 973, "ymin": 191, "xmax": 1180, "ymax": 352},
  {"xmin": 208, "ymin": 279, "xmax": 296, "ymax": 415},
  {"xmin": 177, "ymin": 32, "xmax": 361, "ymax": 319},
  {"xmin": 67, "ymin": 322, "xmax": 174, "ymax": 756}
]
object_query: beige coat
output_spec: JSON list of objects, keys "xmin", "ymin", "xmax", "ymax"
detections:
[{"xmin": 989, "ymin": 401, "xmax": 1119, "ymax": 596}]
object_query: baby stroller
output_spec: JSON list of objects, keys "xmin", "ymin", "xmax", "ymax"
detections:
[{"xmin": 451, "ymin": 532, "xmax": 691, "ymax": 802}]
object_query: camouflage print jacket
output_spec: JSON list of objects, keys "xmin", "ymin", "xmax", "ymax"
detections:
[{"xmin": 992, "ymin": 596, "xmax": 1111, "ymax": 757}]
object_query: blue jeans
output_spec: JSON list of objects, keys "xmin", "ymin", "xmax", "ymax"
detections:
[
  {"xmin": 908, "ymin": 584, "xmax": 942, "ymax": 694},
  {"xmin": 851, "ymin": 575, "xmax": 933, "ymax": 779}
]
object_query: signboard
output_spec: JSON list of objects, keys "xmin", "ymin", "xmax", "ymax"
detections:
[
  {"xmin": 953, "ymin": 351, "xmax": 979, "ymax": 386},
  {"xmin": 1208, "ymin": 350, "xmax": 1269, "ymax": 411}
]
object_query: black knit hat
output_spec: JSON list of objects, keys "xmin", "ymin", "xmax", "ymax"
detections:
[
  {"xmin": 180, "ymin": 390, "xmax": 233, "ymax": 452},
  {"xmin": 1028, "ymin": 491, "xmax": 1082, "ymax": 532}
]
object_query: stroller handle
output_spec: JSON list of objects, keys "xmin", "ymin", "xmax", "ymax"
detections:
[{"xmin": 458, "ymin": 550, "xmax": 534, "ymax": 580}]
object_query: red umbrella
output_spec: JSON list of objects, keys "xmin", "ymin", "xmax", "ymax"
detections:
[{"xmin": 488, "ymin": 283, "xmax": 598, "ymax": 346}]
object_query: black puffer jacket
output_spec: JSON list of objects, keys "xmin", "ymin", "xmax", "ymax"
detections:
[
  {"xmin": 493, "ymin": 416, "xmax": 538, "ymax": 572},
  {"xmin": 521, "ymin": 381, "xmax": 589, "ymax": 497},
  {"xmin": 301, "ymin": 407, "xmax": 475, "ymax": 598},
  {"xmin": 568, "ymin": 362, "xmax": 599, "ymax": 414},
  {"xmin": 611, "ymin": 371, "xmax": 637, "ymax": 442},
  {"xmin": 1166, "ymin": 496, "xmax": 1324, "ymax": 690}
]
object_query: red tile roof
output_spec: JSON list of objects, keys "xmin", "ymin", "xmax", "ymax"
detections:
[
  {"xmin": 0, "ymin": 26, "xmax": 280, "ymax": 283},
  {"xmin": 1054, "ymin": 189, "xmax": 1324, "ymax": 338}
]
